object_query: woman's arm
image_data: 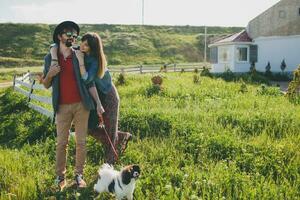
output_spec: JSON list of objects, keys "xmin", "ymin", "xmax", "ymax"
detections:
[
  {"xmin": 74, "ymin": 50, "xmax": 88, "ymax": 79},
  {"xmin": 89, "ymin": 86, "xmax": 105, "ymax": 123},
  {"xmin": 74, "ymin": 52, "xmax": 104, "ymax": 118},
  {"xmin": 50, "ymin": 44, "xmax": 59, "ymax": 66}
]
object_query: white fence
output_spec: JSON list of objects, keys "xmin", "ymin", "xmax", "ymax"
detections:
[
  {"xmin": 108, "ymin": 63, "xmax": 209, "ymax": 73},
  {"xmin": 13, "ymin": 72, "xmax": 54, "ymax": 120},
  {"xmin": 13, "ymin": 63, "xmax": 210, "ymax": 119}
]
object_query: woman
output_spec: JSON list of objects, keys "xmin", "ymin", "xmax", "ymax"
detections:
[{"xmin": 50, "ymin": 32, "xmax": 131, "ymax": 164}]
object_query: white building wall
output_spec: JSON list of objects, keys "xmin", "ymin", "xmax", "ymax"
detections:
[
  {"xmin": 234, "ymin": 44, "xmax": 251, "ymax": 72},
  {"xmin": 211, "ymin": 44, "xmax": 252, "ymax": 73},
  {"xmin": 255, "ymin": 35, "xmax": 300, "ymax": 72},
  {"xmin": 212, "ymin": 45, "xmax": 235, "ymax": 72}
]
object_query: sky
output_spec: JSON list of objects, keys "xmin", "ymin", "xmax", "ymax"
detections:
[{"xmin": 0, "ymin": 0, "xmax": 281, "ymax": 27}]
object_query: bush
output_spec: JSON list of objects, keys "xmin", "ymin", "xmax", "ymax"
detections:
[
  {"xmin": 249, "ymin": 62, "xmax": 256, "ymax": 75},
  {"xmin": 220, "ymin": 68, "xmax": 235, "ymax": 81},
  {"xmin": 286, "ymin": 65, "xmax": 300, "ymax": 104},
  {"xmin": 116, "ymin": 73, "xmax": 126, "ymax": 85},
  {"xmin": 193, "ymin": 74, "xmax": 200, "ymax": 84},
  {"xmin": 200, "ymin": 67, "xmax": 212, "ymax": 77},
  {"xmin": 151, "ymin": 75, "xmax": 163, "ymax": 85},
  {"xmin": 265, "ymin": 61, "xmax": 272, "ymax": 77},
  {"xmin": 239, "ymin": 81, "xmax": 247, "ymax": 93},
  {"xmin": 256, "ymin": 84, "xmax": 282, "ymax": 96},
  {"xmin": 145, "ymin": 84, "xmax": 164, "ymax": 97},
  {"xmin": 280, "ymin": 59, "xmax": 287, "ymax": 73}
]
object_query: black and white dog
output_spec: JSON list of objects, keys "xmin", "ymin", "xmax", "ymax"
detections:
[{"xmin": 94, "ymin": 164, "xmax": 140, "ymax": 200}]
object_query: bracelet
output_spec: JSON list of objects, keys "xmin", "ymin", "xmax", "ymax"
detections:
[{"xmin": 51, "ymin": 59, "xmax": 58, "ymax": 61}]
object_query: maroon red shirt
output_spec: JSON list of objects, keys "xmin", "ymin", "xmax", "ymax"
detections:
[{"xmin": 58, "ymin": 53, "xmax": 81, "ymax": 104}]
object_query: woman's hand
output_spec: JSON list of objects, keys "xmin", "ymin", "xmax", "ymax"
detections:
[
  {"xmin": 75, "ymin": 50, "xmax": 84, "ymax": 65},
  {"xmin": 97, "ymin": 103, "xmax": 105, "ymax": 126},
  {"xmin": 97, "ymin": 103, "xmax": 105, "ymax": 115}
]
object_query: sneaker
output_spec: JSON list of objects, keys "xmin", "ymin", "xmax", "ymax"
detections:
[
  {"xmin": 55, "ymin": 176, "xmax": 67, "ymax": 191},
  {"xmin": 75, "ymin": 174, "xmax": 87, "ymax": 188}
]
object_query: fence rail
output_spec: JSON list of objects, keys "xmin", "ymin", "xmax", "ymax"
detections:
[
  {"xmin": 107, "ymin": 63, "xmax": 209, "ymax": 74},
  {"xmin": 13, "ymin": 63, "xmax": 210, "ymax": 119},
  {"xmin": 13, "ymin": 72, "xmax": 54, "ymax": 120}
]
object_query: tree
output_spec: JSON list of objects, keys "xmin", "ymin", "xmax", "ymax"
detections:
[
  {"xmin": 265, "ymin": 61, "xmax": 272, "ymax": 77},
  {"xmin": 280, "ymin": 59, "xmax": 287, "ymax": 73}
]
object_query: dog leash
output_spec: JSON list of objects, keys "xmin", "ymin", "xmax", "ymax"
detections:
[{"xmin": 98, "ymin": 120, "xmax": 119, "ymax": 161}]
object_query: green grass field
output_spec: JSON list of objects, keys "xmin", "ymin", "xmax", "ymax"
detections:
[{"xmin": 0, "ymin": 73, "xmax": 299, "ymax": 199}]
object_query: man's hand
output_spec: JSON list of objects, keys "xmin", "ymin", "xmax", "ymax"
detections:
[
  {"xmin": 47, "ymin": 64, "xmax": 61, "ymax": 78},
  {"xmin": 75, "ymin": 50, "xmax": 84, "ymax": 65}
]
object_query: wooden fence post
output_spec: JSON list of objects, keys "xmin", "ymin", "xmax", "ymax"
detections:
[
  {"xmin": 13, "ymin": 74, "xmax": 16, "ymax": 90},
  {"xmin": 28, "ymin": 80, "xmax": 36, "ymax": 102},
  {"xmin": 140, "ymin": 65, "xmax": 143, "ymax": 74},
  {"xmin": 121, "ymin": 67, "xmax": 125, "ymax": 74}
]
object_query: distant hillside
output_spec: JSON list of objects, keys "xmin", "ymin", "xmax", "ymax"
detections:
[{"xmin": 0, "ymin": 23, "xmax": 243, "ymax": 66}]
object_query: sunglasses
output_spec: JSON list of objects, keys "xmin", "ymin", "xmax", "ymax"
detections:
[{"xmin": 63, "ymin": 31, "xmax": 79, "ymax": 39}]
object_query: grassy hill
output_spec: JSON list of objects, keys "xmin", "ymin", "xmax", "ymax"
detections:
[
  {"xmin": 0, "ymin": 73, "xmax": 299, "ymax": 199},
  {"xmin": 0, "ymin": 23, "xmax": 242, "ymax": 66}
]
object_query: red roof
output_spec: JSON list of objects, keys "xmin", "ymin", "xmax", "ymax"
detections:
[{"xmin": 212, "ymin": 30, "xmax": 252, "ymax": 45}]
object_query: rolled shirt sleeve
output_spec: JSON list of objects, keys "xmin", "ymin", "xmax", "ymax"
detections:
[{"xmin": 84, "ymin": 58, "xmax": 98, "ymax": 88}]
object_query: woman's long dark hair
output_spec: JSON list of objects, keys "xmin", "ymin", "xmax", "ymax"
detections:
[{"xmin": 81, "ymin": 32, "xmax": 107, "ymax": 78}]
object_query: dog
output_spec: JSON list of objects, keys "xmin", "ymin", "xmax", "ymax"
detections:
[{"xmin": 94, "ymin": 163, "xmax": 140, "ymax": 200}]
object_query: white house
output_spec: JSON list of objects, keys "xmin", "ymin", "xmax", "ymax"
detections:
[{"xmin": 209, "ymin": 0, "xmax": 300, "ymax": 73}]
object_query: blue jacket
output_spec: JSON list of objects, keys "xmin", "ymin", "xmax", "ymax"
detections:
[
  {"xmin": 83, "ymin": 54, "xmax": 112, "ymax": 95},
  {"xmin": 43, "ymin": 50, "xmax": 95, "ymax": 113}
]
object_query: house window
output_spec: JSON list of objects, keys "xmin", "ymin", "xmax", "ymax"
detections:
[
  {"xmin": 237, "ymin": 47, "xmax": 248, "ymax": 62},
  {"xmin": 299, "ymin": 8, "xmax": 300, "ymax": 16},
  {"xmin": 219, "ymin": 46, "xmax": 229, "ymax": 62}
]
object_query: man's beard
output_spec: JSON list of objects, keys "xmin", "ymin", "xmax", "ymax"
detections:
[
  {"xmin": 63, "ymin": 39, "xmax": 73, "ymax": 47},
  {"xmin": 65, "ymin": 40, "xmax": 72, "ymax": 47}
]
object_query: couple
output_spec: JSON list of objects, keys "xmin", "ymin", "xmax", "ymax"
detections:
[{"xmin": 42, "ymin": 21, "xmax": 131, "ymax": 190}]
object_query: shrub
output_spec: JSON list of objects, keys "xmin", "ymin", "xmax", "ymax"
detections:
[
  {"xmin": 151, "ymin": 75, "xmax": 163, "ymax": 86},
  {"xmin": 193, "ymin": 74, "xmax": 200, "ymax": 84},
  {"xmin": 221, "ymin": 68, "xmax": 235, "ymax": 81},
  {"xmin": 256, "ymin": 84, "xmax": 282, "ymax": 96},
  {"xmin": 249, "ymin": 61, "xmax": 256, "ymax": 75},
  {"xmin": 280, "ymin": 59, "xmax": 287, "ymax": 73},
  {"xmin": 239, "ymin": 81, "xmax": 248, "ymax": 93},
  {"xmin": 117, "ymin": 73, "xmax": 126, "ymax": 85},
  {"xmin": 286, "ymin": 65, "xmax": 300, "ymax": 104},
  {"xmin": 265, "ymin": 61, "xmax": 272, "ymax": 77},
  {"xmin": 200, "ymin": 67, "xmax": 212, "ymax": 77},
  {"xmin": 146, "ymin": 84, "xmax": 164, "ymax": 97}
]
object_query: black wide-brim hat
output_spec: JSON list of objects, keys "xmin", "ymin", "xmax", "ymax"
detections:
[{"xmin": 53, "ymin": 21, "xmax": 80, "ymax": 44}]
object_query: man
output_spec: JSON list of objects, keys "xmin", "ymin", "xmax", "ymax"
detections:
[{"xmin": 42, "ymin": 21, "xmax": 95, "ymax": 190}]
